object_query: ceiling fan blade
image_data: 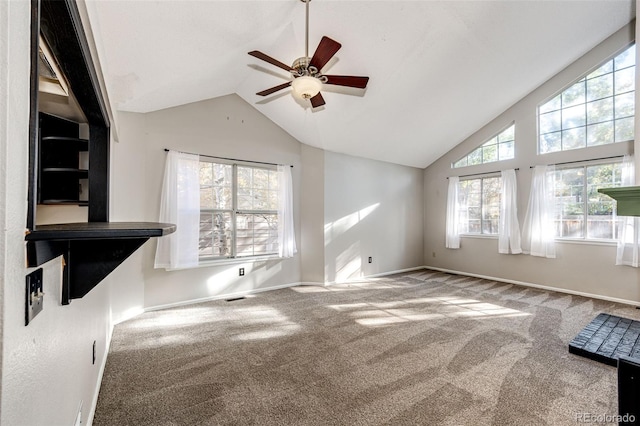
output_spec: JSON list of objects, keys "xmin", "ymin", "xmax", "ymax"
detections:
[
  {"xmin": 324, "ymin": 75, "xmax": 369, "ymax": 89},
  {"xmin": 310, "ymin": 92, "xmax": 325, "ymax": 108},
  {"xmin": 248, "ymin": 51, "xmax": 294, "ymax": 73},
  {"xmin": 309, "ymin": 36, "xmax": 342, "ymax": 71},
  {"xmin": 256, "ymin": 81, "xmax": 292, "ymax": 96}
]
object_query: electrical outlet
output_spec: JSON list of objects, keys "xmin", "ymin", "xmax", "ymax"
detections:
[
  {"xmin": 432, "ymin": 251, "xmax": 436, "ymax": 258},
  {"xmin": 25, "ymin": 268, "xmax": 44, "ymax": 326},
  {"xmin": 239, "ymin": 268, "xmax": 245, "ymax": 276},
  {"xmin": 368, "ymin": 257, "xmax": 372, "ymax": 264}
]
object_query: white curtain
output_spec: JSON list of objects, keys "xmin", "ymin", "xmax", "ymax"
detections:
[
  {"xmin": 278, "ymin": 165, "xmax": 297, "ymax": 258},
  {"xmin": 616, "ymin": 155, "xmax": 640, "ymax": 267},
  {"xmin": 154, "ymin": 150, "xmax": 201, "ymax": 269},
  {"xmin": 445, "ymin": 176, "xmax": 461, "ymax": 249},
  {"xmin": 522, "ymin": 165, "xmax": 556, "ymax": 258},
  {"xmin": 499, "ymin": 169, "xmax": 522, "ymax": 254}
]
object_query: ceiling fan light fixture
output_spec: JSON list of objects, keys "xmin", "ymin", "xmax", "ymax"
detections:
[{"xmin": 292, "ymin": 75, "xmax": 322, "ymax": 100}]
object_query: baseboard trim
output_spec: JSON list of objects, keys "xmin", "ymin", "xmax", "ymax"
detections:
[
  {"xmin": 87, "ymin": 323, "xmax": 114, "ymax": 425},
  {"xmin": 324, "ymin": 266, "xmax": 427, "ymax": 286},
  {"xmin": 144, "ymin": 282, "xmax": 303, "ymax": 312},
  {"xmin": 424, "ymin": 265, "xmax": 640, "ymax": 308},
  {"xmin": 367, "ymin": 266, "xmax": 426, "ymax": 279}
]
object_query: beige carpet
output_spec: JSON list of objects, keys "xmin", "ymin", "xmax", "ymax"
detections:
[{"xmin": 93, "ymin": 269, "xmax": 640, "ymax": 425}]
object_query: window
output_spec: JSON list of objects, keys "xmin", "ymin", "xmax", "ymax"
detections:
[
  {"xmin": 539, "ymin": 45, "xmax": 635, "ymax": 154},
  {"xmin": 199, "ymin": 160, "xmax": 279, "ymax": 260},
  {"xmin": 553, "ymin": 161, "xmax": 623, "ymax": 240},
  {"xmin": 453, "ymin": 124, "xmax": 515, "ymax": 168},
  {"xmin": 457, "ymin": 176, "xmax": 502, "ymax": 234}
]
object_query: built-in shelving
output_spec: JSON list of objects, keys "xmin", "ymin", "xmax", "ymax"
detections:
[
  {"xmin": 26, "ymin": 0, "xmax": 176, "ymax": 305},
  {"xmin": 38, "ymin": 112, "xmax": 89, "ymax": 206}
]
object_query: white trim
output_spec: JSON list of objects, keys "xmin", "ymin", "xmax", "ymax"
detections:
[
  {"xmin": 556, "ymin": 238, "xmax": 617, "ymax": 247},
  {"xmin": 424, "ymin": 265, "xmax": 640, "ymax": 307},
  {"xmin": 87, "ymin": 323, "xmax": 114, "ymax": 426},
  {"xmin": 299, "ymin": 281, "xmax": 325, "ymax": 286},
  {"xmin": 460, "ymin": 234, "xmax": 498, "ymax": 240},
  {"xmin": 366, "ymin": 266, "xmax": 427, "ymax": 279},
  {"xmin": 324, "ymin": 266, "xmax": 427, "ymax": 286},
  {"xmin": 144, "ymin": 282, "xmax": 302, "ymax": 312},
  {"xmin": 192, "ymin": 255, "xmax": 280, "ymax": 269}
]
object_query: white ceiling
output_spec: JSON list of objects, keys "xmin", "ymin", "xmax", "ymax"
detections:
[{"xmin": 85, "ymin": 0, "xmax": 635, "ymax": 169}]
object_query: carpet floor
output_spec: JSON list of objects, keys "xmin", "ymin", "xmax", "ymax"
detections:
[{"xmin": 93, "ymin": 269, "xmax": 640, "ymax": 425}]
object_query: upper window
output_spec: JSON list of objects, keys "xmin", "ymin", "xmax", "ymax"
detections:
[
  {"xmin": 539, "ymin": 45, "xmax": 635, "ymax": 154},
  {"xmin": 457, "ymin": 176, "xmax": 502, "ymax": 234},
  {"xmin": 199, "ymin": 160, "xmax": 279, "ymax": 260},
  {"xmin": 453, "ymin": 124, "xmax": 515, "ymax": 168},
  {"xmin": 553, "ymin": 161, "xmax": 623, "ymax": 240}
]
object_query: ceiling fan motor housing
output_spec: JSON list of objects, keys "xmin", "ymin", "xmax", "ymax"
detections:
[{"xmin": 292, "ymin": 56, "xmax": 327, "ymax": 83}]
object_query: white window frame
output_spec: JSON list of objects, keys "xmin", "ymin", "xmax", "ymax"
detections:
[
  {"xmin": 453, "ymin": 123, "xmax": 515, "ymax": 168},
  {"xmin": 198, "ymin": 159, "xmax": 279, "ymax": 263},
  {"xmin": 457, "ymin": 175, "xmax": 502, "ymax": 236},
  {"xmin": 552, "ymin": 158, "xmax": 623, "ymax": 243},
  {"xmin": 538, "ymin": 44, "xmax": 635, "ymax": 154}
]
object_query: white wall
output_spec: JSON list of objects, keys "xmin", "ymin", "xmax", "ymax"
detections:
[
  {"xmin": 324, "ymin": 151, "xmax": 424, "ymax": 283},
  {"xmin": 300, "ymin": 144, "xmax": 325, "ymax": 284},
  {"xmin": 424, "ymin": 22, "xmax": 640, "ymax": 304},
  {"xmin": 0, "ymin": 3, "xmax": 108, "ymax": 426},
  {"xmin": 113, "ymin": 95, "xmax": 304, "ymax": 309}
]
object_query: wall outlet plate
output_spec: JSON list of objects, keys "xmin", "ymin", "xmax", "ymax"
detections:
[{"xmin": 25, "ymin": 268, "xmax": 44, "ymax": 326}]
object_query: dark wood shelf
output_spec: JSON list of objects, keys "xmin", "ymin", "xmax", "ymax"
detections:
[
  {"xmin": 41, "ymin": 167, "xmax": 88, "ymax": 175},
  {"xmin": 26, "ymin": 222, "xmax": 175, "ymax": 241},
  {"xmin": 41, "ymin": 136, "xmax": 88, "ymax": 151},
  {"xmin": 26, "ymin": 222, "xmax": 176, "ymax": 304},
  {"xmin": 40, "ymin": 199, "xmax": 89, "ymax": 206}
]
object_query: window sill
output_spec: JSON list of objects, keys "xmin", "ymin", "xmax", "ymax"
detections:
[
  {"xmin": 165, "ymin": 255, "xmax": 281, "ymax": 271},
  {"xmin": 458, "ymin": 234, "xmax": 617, "ymax": 247},
  {"xmin": 460, "ymin": 234, "xmax": 498, "ymax": 240},
  {"xmin": 200, "ymin": 255, "xmax": 280, "ymax": 267},
  {"xmin": 556, "ymin": 238, "xmax": 617, "ymax": 247}
]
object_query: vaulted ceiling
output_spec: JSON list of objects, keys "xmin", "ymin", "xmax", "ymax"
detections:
[{"xmin": 85, "ymin": 0, "xmax": 635, "ymax": 168}]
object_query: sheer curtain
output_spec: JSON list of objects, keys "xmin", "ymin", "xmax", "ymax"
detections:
[
  {"xmin": 445, "ymin": 176, "xmax": 461, "ymax": 249},
  {"xmin": 522, "ymin": 165, "xmax": 556, "ymax": 258},
  {"xmin": 154, "ymin": 150, "xmax": 201, "ymax": 269},
  {"xmin": 499, "ymin": 169, "xmax": 522, "ymax": 254},
  {"xmin": 278, "ymin": 165, "xmax": 297, "ymax": 258},
  {"xmin": 616, "ymin": 155, "xmax": 640, "ymax": 267}
]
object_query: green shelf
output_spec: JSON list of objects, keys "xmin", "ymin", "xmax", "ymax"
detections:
[{"xmin": 598, "ymin": 186, "xmax": 640, "ymax": 216}]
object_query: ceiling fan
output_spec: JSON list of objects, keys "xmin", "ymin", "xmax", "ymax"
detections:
[{"xmin": 248, "ymin": 0, "xmax": 369, "ymax": 108}]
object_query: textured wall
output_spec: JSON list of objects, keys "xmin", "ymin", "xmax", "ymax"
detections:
[{"xmin": 1, "ymin": 2, "xmax": 109, "ymax": 425}]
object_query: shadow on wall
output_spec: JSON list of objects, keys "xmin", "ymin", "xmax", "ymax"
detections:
[{"xmin": 324, "ymin": 203, "xmax": 380, "ymax": 283}]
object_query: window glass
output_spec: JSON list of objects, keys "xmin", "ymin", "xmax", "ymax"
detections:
[
  {"xmin": 457, "ymin": 176, "xmax": 501, "ymax": 235},
  {"xmin": 453, "ymin": 124, "xmax": 515, "ymax": 168},
  {"xmin": 539, "ymin": 45, "xmax": 635, "ymax": 153},
  {"xmin": 553, "ymin": 162, "xmax": 622, "ymax": 240},
  {"xmin": 199, "ymin": 160, "xmax": 279, "ymax": 260}
]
